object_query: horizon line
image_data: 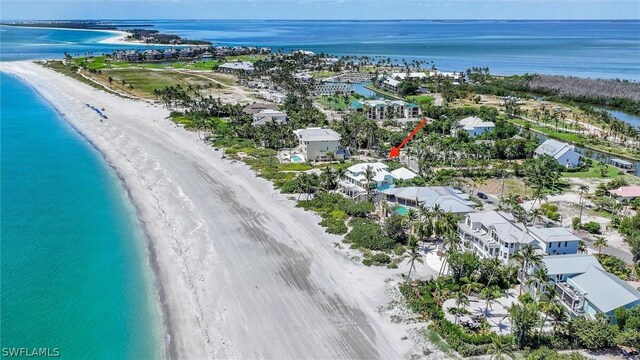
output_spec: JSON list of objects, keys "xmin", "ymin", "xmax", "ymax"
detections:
[{"xmin": 3, "ymin": 18, "xmax": 640, "ymax": 21}]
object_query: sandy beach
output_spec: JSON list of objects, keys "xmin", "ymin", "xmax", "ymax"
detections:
[{"xmin": 0, "ymin": 61, "xmax": 435, "ymax": 359}]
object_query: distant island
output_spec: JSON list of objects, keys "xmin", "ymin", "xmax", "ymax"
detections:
[{"xmin": 1, "ymin": 20, "xmax": 212, "ymax": 46}]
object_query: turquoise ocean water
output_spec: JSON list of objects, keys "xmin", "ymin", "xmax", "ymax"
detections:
[{"xmin": 0, "ymin": 74, "xmax": 162, "ymax": 357}]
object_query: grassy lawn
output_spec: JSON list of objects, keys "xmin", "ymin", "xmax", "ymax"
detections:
[
  {"xmin": 100, "ymin": 68, "xmax": 214, "ymax": 98},
  {"xmin": 406, "ymin": 94, "xmax": 434, "ymax": 106},
  {"xmin": 562, "ymin": 162, "xmax": 623, "ymax": 179}
]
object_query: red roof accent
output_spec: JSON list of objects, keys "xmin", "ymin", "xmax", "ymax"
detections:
[{"xmin": 609, "ymin": 186, "xmax": 640, "ymax": 198}]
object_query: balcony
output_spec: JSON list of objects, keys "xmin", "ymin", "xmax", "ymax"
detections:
[{"xmin": 555, "ymin": 282, "xmax": 585, "ymax": 315}]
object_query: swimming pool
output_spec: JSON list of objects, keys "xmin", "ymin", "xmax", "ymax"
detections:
[
  {"xmin": 395, "ymin": 207, "xmax": 409, "ymax": 215},
  {"xmin": 291, "ymin": 155, "xmax": 304, "ymax": 163}
]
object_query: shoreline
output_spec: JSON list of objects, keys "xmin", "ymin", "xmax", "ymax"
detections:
[
  {"xmin": 0, "ymin": 60, "xmax": 430, "ymax": 359},
  {"xmin": 0, "ymin": 66, "xmax": 174, "ymax": 359},
  {"xmin": 1, "ymin": 25, "xmax": 204, "ymax": 47}
]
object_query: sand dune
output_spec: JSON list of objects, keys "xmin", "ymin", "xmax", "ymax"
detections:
[{"xmin": 0, "ymin": 61, "xmax": 427, "ymax": 359}]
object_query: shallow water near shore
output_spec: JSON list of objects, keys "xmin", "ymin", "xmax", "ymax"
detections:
[{"xmin": 0, "ymin": 73, "xmax": 162, "ymax": 358}]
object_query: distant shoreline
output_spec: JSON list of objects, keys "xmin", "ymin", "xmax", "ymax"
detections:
[{"xmin": 1, "ymin": 24, "xmax": 207, "ymax": 47}]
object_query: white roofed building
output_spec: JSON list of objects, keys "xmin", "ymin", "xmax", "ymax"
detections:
[
  {"xmin": 534, "ymin": 139, "xmax": 582, "ymax": 169},
  {"xmin": 293, "ymin": 127, "xmax": 343, "ymax": 162},
  {"xmin": 454, "ymin": 116, "xmax": 495, "ymax": 137}
]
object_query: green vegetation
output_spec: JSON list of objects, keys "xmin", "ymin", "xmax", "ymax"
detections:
[
  {"xmin": 509, "ymin": 118, "xmax": 640, "ymax": 160},
  {"xmin": 597, "ymin": 254, "xmax": 632, "ymax": 280},
  {"xmin": 562, "ymin": 161, "xmax": 622, "ymax": 179},
  {"xmin": 298, "ymin": 193, "xmax": 374, "ymax": 236},
  {"xmin": 406, "ymin": 94, "xmax": 435, "ymax": 107}
]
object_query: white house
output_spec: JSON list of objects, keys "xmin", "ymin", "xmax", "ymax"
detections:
[
  {"xmin": 342, "ymin": 162, "xmax": 395, "ymax": 194},
  {"xmin": 534, "ymin": 139, "xmax": 582, "ymax": 169},
  {"xmin": 390, "ymin": 167, "xmax": 418, "ymax": 180},
  {"xmin": 521, "ymin": 254, "xmax": 640, "ymax": 323},
  {"xmin": 457, "ymin": 211, "xmax": 580, "ymax": 265},
  {"xmin": 391, "ymin": 72, "xmax": 427, "ymax": 81},
  {"xmin": 381, "ymin": 77, "xmax": 401, "ymax": 93},
  {"xmin": 350, "ymin": 99, "xmax": 420, "ymax": 121},
  {"xmin": 455, "ymin": 116, "xmax": 495, "ymax": 137},
  {"xmin": 293, "ymin": 127, "xmax": 342, "ymax": 162},
  {"xmin": 381, "ymin": 186, "xmax": 476, "ymax": 215}
]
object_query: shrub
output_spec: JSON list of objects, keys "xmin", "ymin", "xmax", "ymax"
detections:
[
  {"xmin": 362, "ymin": 253, "xmax": 391, "ymax": 267},
  {"xmin": 582, "ymin": 221, "xmax": 601, "ymax": 234},
  {"xmin": 598, "ymin": 254, "xmax": 632, "ymax": 280},
  {"xmin": 572, "ymin": 217, "xmax": 581, "ymax": 230},
  {"xmin": 319, "ymin": 217, "xmax": 348, "ymax": 235},
  {"xmin": 569, "ymin": 317, "xmax": 617, "ymax": 350},
  {"xmin": 345, "ymin": 219, "xmax": 396, "ymax": 251}
]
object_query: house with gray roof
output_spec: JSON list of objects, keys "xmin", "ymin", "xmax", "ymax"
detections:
[
  {"xmin": 293, "ymin": 127, "xmax": 343, "ymax": 162},
  {"xmin": 218, "ymin": 61, "xmax": 255, "ymax": 74},
  {"xmin": 252, "ymin": 109, "xmax": 288, "ymax": 126},
  {"xmin": 565, "ymin": 266, "xmax": 640, "ymax": 322},
  {"xmin": 381, "ymin": 186, "xmax": 476, "ymax": 215},
  {"xmin": 458, "ymin": 211, "xmax": 532, "ymax": 264},
  {"xmin": 534, "ymin": 139, "xmax": 582, "ymax": 168},
  {"xmin": 454, "ymin": 116, "xmax": 495, "ymax": 137},
  {"xmin": 521, "ymin": 254, "xmax": 640, "ymax": 323},
  {"xmin": 458, "ymin": 211, "xmax": 580, "ymax": 265},
  {"xmin": 528, "ymin": 227, "xmax": 581, "ymax": 256}
]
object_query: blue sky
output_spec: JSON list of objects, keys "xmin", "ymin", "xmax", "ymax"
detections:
[{"xmin": 1, "ymin": 0, "xmax": 639, "ymax": 20}]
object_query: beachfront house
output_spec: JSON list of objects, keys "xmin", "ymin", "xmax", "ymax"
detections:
[
  {"xmin": 520, "ymin": 254, "xmax": 640, "ymax": 323},
  {"xmin": 391, "ymin": 72, "xmax": 428, "ymax": 81},
  {"xmin": 428, "ymin": 70, "xmax": 463, "ymax": 83},
  {"xmin": 350, "ymin": 99, "xmax": 420, "ymax": 121},
  {"xmin": 340, "ymin": 162, "xmax": 396, "ymax": 197},
  {"xmin": 143, "ymin": 50, "xmax": 163, "ymax": 61},
  {"xmin": 293, "ymin": 127, "xmax": 343, "ymax": 162},
  {"xmin": 457, "ymin": 211, "xmax": 580, "ymax": 265},
  {"xmin": 201, "ymin": 52, "xmax": 213, "ymax": 61},
  {"xmin": 534, "ymin": 139, "xmax": 582, "ymax": 169},
  {"xmin": 179, "ymin": 48, "xmax": 195, "ymax": 58},
  {"xmin": 252, "ymin": 109, "xmax": 288, "ymax": 126},
  {"xmin": 163, "ymin": 49, "xmax": 178, "ymax": 59},
  {"xmin": 381, "ymin": 186, "xmax": 476, "ymax": 216},
  {"xmin": 243, "ymin": 102, "xmax": 279, "ymax": 115},
  {"xmin": 218, "ymin": 61, "xmax": 255, "ymax": 75},
  {"xmin": 454, "ymin": 116, "xmax": 495, "ymax": 137}
]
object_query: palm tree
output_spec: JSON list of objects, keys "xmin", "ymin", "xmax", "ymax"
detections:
[
  {"xmin": 480, "ymin": 287, "xmax": 501, "ymax": 314},
  {"xmin": 594, "ymin": 236, "xmax": 608, "ymax": 255},
  {"xmin": 453, "ymin": 291, "xmax": 470, "ymax": 324},
  {"xmin": 531, "ymin": 266, "xmax": 549, "ymax": 300},
  {"xmin": 487, "ymin": 336, "xmax": 515, "ymax": 360},
  {"xmin": 578, "ymin": 240, "xmax": 588, "ymax": 254},
  {"xmin": 578, "ymin": 184, "xmax": 589, "ymax": 223},
  {"xmin": 405, "ymin": 242, "xmax": 424, "ymax": 282},
  {"xmin": 364, "ymin": 165, "xmax": 375, "ymax": 200},
  {"xmin": 513, "ymin": 245, "xmax": 543, "ymax": 294}
]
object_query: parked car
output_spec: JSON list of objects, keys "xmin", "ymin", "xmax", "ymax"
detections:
[{"xmin": 477, "ymin": 192, "xmax": 488, "ymax": 200}]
